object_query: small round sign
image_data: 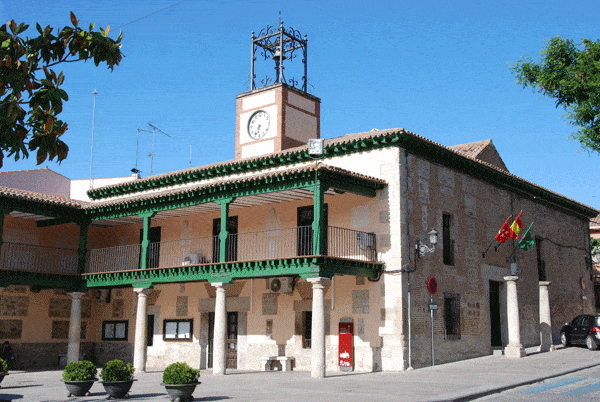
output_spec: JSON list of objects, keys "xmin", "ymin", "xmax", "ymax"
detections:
[{"xmin": 427, "ymin": 277, "xmax": 438, "ymax": 294}]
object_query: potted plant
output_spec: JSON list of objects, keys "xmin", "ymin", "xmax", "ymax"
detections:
[
  {"xmin": 99, "ymin": 359, "xmax": 135, "ymax": 399},
  {"xmin": 161, "ymin": 362, "xmax": 200, "ymax": 402},
  {"xmin": 62, "ymin": 360, "xmax": 97, "ymax": 397},
  {"xmin": 0, "ymin": 357, "xmax": 8, "ymax": 387}
]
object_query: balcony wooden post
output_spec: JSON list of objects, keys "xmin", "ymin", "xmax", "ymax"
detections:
[
  {"xmin": 138, "ymin": 211, "xmax": 156, "ymax": 269},
  {"xmin": 312, "ymin": 180, "xmax": 327, "ymax": 256},
  {"xmin": 77, "ymin": 221, "xmax": 90, "ymax": 274},
  {"xmin": 215, "ymin": 198, "xmax": 234, "ymax": 262}
]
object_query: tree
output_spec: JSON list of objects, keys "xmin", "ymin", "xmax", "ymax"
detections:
[
  {"xmin": 0, "ymin": 12, "xmax": 122, "ymax": 169},
  {"xmin": 512, "ymin": 37, "xmax": 600, "ymax": 153}
]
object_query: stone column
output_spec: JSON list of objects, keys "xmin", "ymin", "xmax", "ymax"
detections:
[
  {"xmin": 212, "ymin": 282, "xmax": 228, "ymax": 375},
  {"xmin": 539, "ymin": 281, "xmax": 554, "ymax": 352},
  {"xmin": 67, "ymin": 292, "xmax": 86, "ymax": 363},
  {"xmin": 504, "ymin": 276, "xmax": 525, "ymax": 358},
  {"xmin": 133, "ymin": 288, "xmax": 152, "ymax": 372},
  {"xmin": 308, "ymin": 277, "xmax": 330, "ymax": 379}
]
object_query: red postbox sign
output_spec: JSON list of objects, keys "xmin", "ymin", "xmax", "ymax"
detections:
[{"xmin": 339, "ymin": 322, "xmax": 353, "ymax": 369}]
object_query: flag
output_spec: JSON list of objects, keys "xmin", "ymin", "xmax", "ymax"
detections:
[
  {"xmin": 510, "ymin": 210, "xmax": 523, "ymax": 238},
  {"xmin": 495, "ymin": 216, "xmax": 515, "ymax": 243},
  {"xmin": 518, "ymin": 223, "xmax": 534, "ymax": 251}
]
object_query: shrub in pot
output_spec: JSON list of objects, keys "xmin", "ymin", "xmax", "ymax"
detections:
[
  {"xmin": 100, "ymin": 359, "xmax": 135, "ymax": 399},
  {"xmin": 62, "ymin": 360, "xmax": 97, "ymax": 397},
  {"xmin": 161, "ymin": 362, "xmax": 200, "ymax": 402},
  {"xmin": 0, "ymin": 358, "xmax": 8, "ymax": 388}
]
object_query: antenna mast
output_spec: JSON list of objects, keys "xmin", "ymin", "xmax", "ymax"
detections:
[
  {"xmin": 89, "ymin": 90, "xmax": 98, "ymax": 189},
  {"xmin": 147, "ymin": 123, "xmax": 172, "ymax": 175}
]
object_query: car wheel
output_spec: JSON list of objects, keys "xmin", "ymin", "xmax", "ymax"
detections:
[
  {"xmin": 586, "ymin": 335, "xmax": 598, "ymax": 351},
  {"xmin": 561, "ymin": 332, "xmax": 570, "ymax": 347}
]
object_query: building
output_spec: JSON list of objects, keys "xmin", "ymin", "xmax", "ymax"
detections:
[{"xmin": 0, "ymin": 22, "xmax": 597, "ymax": 377}]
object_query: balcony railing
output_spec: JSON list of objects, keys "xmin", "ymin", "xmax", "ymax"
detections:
[
  {"xmin": 85, "ymin": 226, "xmax": 377, "ymax": 274},
  {"xmin": 0, "ymin": 242, "xmax": 78, "ymax": 275}
]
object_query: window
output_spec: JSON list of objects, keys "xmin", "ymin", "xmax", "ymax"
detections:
[
  {"xmin": 102, "ymin": 321, "xmax": 128, "ymax": 341},
  {"xmin": 536, "ymin": 236, "xmax": 546, "ymax": 281},
  {"xmin": 444, "ymin": 294, "xmax": 461, "ymax": 340},
  {"xmin": 443, "ymin": 213, "xmax": 454, "ymax": 265},
  {"xmin": 163, "ymin": 319, "xmax": 193, "ymax": 341}
]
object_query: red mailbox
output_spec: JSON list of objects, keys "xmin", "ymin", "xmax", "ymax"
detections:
[{"xmin": 339, "ymin": 322, "xmax": 353, "ymax": 369}]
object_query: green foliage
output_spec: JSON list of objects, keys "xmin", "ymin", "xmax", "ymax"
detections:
[
  {"xmin": 0, "ymin": 358, "xmax": 8, "ymax": 373},
  {"xmin": 591, "ymin": 236, "xmax": 600, "ymax": 254},
  {"xmin": 162, "ymin": 362, "xmax": 200, "ymax": 385},
  {"xmin": 0, "ymin": 11, "xmax": 122, "ymax": 168},
  {"xmin": 512, "ymin": 37, "xmax": 600, "ymax": 153},
  {"xmin": 100, "ymin": 360, "xmax": 134, "ymax": 382},
  {"xmin": 62, "ymin": 360, "xmax": 96, "ymax": 381}
]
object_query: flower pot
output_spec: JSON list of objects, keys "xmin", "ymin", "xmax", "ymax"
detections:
[
  {"xmin": 100, "ymin": 379, "xmax": 136, "ymax": 399},
  {"xmin": 62, "ymin": 379, "xmax": 96, "ymax": 397},
  {"xmin": 161, "ymin": 382, "xmax": 199, "ymax": 402}
]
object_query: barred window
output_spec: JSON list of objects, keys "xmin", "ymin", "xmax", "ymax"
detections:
[{"xmin": 444, "ymin": 294, "xmax": 461, "ymax": 340}]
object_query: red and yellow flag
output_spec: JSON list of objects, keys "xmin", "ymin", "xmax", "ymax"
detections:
[{"xmin": 510, "ymin": 211, "xmax": 523, "ymax": 238}]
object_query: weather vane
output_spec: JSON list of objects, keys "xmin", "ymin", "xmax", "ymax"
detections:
[{"xmin": 250, "ymin": 14, "xmax": 308, "ymax": 92}]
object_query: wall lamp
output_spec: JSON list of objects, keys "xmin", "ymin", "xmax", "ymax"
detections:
[{"xmin": 415, "ymin": 229, "xmax": 438, "ymax": 258}]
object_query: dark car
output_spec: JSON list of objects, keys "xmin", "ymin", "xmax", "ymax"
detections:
[{"xmin": 560, "ymin": 314, "xmax": 600, "ymax": 350}]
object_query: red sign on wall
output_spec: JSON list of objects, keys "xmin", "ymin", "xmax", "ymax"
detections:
[{"xmin": 339, "ymin": 322, "xmax": 353, "ymax": 369}]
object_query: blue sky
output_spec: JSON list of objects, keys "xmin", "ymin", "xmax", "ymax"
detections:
[{"xmin": 2, "ymin": 0, "xmax": 600, "ymax": 210}]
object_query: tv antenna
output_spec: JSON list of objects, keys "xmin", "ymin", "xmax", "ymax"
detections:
[
  {"xmin": 132, "ymin": 126, "xmax": 152, "ymax": 176},
  {"xmin": 147, "ymin": 123, "xmax": 171, "ymax": 175},
  {"xmin": 89, "ymin": 90, "xmax": 98, "ymax": 189}
]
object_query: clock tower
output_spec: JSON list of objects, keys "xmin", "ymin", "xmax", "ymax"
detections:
[{"xmin": 235, "ymin": 19, "xmax": 320, "ymax": 159}]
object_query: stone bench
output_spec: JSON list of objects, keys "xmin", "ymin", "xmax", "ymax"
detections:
[{"xmin": 260, "ymin": 356, "xmax": 294, "ymax": 372}]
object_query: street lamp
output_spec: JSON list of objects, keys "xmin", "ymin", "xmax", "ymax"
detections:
[{"xmin": 415, "ymin": 229, "xmax": 438, "ymax": 258}]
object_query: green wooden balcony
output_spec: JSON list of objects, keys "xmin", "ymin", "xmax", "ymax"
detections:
[
  {"xmin": 86, "ymin": 226, "xmax": 378, "ymax": 275},
  {"xmin": 82, "ymin": 225, "xmax": 382, "ymax": 288}
]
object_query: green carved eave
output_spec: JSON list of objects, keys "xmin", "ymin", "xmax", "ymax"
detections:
[
  {"xmin": 82, "ymin": 257, "xmax": 384, "ymax": 288},
  {"xmin": 84, "ymin": 167, "xmax": 382, "ymax": 222},
  {"xmin": 0, "ymin": 270, "xmax": 85, "ymax": 292},
  {"xmin": 86, "ymin": 128, "xmax": 596, "ymax": 219},
  {"xmin": 87, "ymin": 134, "xmax": 396, "ymax": 200}
]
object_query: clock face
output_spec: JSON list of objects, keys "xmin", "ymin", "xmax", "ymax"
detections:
[{"xmin": 248, "ymin": 110, "xmax": 270, "ymax": 140}]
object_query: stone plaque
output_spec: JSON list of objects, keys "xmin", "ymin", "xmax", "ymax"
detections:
[
  {"xmin": 352, "ymin": 290, "xmax": 369, "ymax": 314},
  {"xmin": 0, "ymin": 319, "xmax": 22, "ymax": 339},
  {"xmin": 112, "ymin": 299, "xmax": 124, "ymax": 318},
  {"xmin": 48, "ymin": 298, "xmax": 70, "ymax": 318},
  {"xmin": 0, "ymin": 295, "xmax": 29, "ymax": 317},
  {"xmin": 262, "ymin": 293, "xmax": 278, "ymax": 315},
  {"xmin": 51, "ymin": 320, "xmax": 69, "ymax": 339},
  {"xmin": 176, "ymin": 296, "xmax": 189, "ymax": 317}
]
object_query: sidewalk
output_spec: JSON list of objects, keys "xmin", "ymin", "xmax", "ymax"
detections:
[{"xmin": 0, "ymin": 346, "xmax": 598, "ymax": 402}]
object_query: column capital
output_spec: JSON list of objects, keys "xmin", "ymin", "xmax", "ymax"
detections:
[
  {"xmin": 211, "ymin": 282, "xmax": 228, "ymax": 290},
  {"xmin": 307, "ymin": 277, "xmax": 331, "ymax": 287},
  {"xmin": 68, "ymin": 292, "xmax": 86, "ymax": 299},
  {"xmin": 504, "ymin": 275, "xmax": 519, "ymax": 282},
  {"xmin": 134, "ymin": 288, "xmax": 153, "ymax": 295},
  {"xmin": 539, "ymin": 281, "xmax": 551, "ymax": 287}
]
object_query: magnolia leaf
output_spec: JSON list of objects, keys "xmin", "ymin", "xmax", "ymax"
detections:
[
  {"xmin": 70, "ymin": 12, "xmax": 78, "ymax": 27},
  {"xmin": 36, "ymin": 148, "xmax": 47, "ymax": 165}
]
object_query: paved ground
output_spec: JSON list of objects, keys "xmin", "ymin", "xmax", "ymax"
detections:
[{"xmin": 0, "ymin": 346, "xmax": 598, "ymax": 402}]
